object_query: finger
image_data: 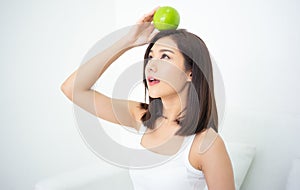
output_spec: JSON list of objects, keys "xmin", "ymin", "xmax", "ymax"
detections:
[
  {"xmin": 146, "ymin": 6, "xmax": 160, "ymax": 20},
  {"xmin": 137, "ymin": 14, "xmax": 152, "ymax": 24},
  {"xmin": 137, "ymin": 14, "xmax": 153, "ymax": 24},
  {"xmin": 148, "ymin": 27, "xmax": 159, "ymax": 42},
  {"xmin": 137, "ymin": 17, "xmax": 145, "ymax": 24},
  {"xmin": 143, "ymin": 14, "xmax": 154, "ymax": 22},
  {"xmin": 149, "ymin": 6, "xmax": 160, "ymax": 15},
  {"xmin": 137, "ymin": 6, "xmax": 160, "ymax": 24}
]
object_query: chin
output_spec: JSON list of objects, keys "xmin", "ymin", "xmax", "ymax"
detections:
[
  {"xmin": 148, "ymin": 91, "xmax": 164, "ymax": 99},
  {"xmin": 149, "ymin": 94, "xmax": 161, "ymax": 99},
  {"xmin": 148, "ymin": 86, "xmax": 179, "ymax": 99}
]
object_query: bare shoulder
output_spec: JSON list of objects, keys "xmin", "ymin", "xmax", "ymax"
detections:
[
  {"xmin": 190, "ymin": 128, "xmax": 235, "ymax": 189},
  {"xmin": 189, "ymin": 128, "xmax": 219, "ymax": 151},
  {"xmin": 195, "ymin": 128, "xmax": 222, "ymax": 154},
  {"xmin": 189, "ymin": 128, "xmax": 229, "ymax": 169}
]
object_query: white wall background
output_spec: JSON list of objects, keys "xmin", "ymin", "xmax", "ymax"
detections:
[
  {"xmin": 1, "ymin": 0, "xmax": 300, "ymax": 190},
  {"xmin": 0, "ymin": 1, "xmax": 118, "ymax": 190}
]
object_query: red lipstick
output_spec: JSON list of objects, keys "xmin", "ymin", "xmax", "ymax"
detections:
[{"xmin": 147, "ymin": 76, "xmax": 160, "ymax": 86}]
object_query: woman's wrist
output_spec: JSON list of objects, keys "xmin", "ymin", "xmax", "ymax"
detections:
[{"xmin": 118, "ymin": 35, "xmax": 136, "ymax": 51}]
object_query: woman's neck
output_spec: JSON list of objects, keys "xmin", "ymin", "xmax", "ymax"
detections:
[{"xmin": 161, "ymin": 84, "xmax": 190, "ymax": 122}]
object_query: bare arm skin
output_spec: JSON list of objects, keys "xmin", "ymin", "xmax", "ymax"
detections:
[
  {"xmin": 60, "ymin": 8, "xmax": 158, "ymax": 130},
  {"xmin": 197, "ymin": 129, "xmax": 236, "ymax": 190}
]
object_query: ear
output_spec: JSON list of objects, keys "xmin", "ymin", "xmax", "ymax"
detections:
[{"xmin": 187, "ymin": 70, "xmax": 192, "ymax": 82}]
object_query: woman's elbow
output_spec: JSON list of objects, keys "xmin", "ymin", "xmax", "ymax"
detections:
[{"xmin": 60, "ymin": 82, "xmax": 73, "ymax": 101}]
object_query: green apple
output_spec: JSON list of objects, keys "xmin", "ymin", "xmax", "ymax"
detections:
[{"xmin": 153, "ymin": 6, "xmax": 180, "ymax": 31}]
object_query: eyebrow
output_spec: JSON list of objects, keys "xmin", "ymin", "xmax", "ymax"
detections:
[{"xmin": 149, "ymin": 49, "xmax": 175, "ymax": 54}]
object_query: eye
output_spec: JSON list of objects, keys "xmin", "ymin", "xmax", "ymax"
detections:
[
  {"xmin": 161, "ymin": 53, "xmax": 170, "ymax": 59},
  {"xmin": 148, "ymin": 55, "xmax": 153, "ymax": 59}
]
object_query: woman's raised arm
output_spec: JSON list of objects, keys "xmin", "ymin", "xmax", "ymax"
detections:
[{"xmin": 60, "ymin": 7, "xmax": 158, "ymax": 130}]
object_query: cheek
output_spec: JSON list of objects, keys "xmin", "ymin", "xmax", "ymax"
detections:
[{"xmin": 157, "ymin": 63, "xmax": 188, "ymax": 89}]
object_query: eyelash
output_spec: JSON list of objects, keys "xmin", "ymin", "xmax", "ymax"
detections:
[
  {"xmin": 161, "ymin": 54, "xmax": 170, "ymax": 59},
  {"xmin": 148, "ymin": 54, "xmax": 170, "ymax": 60}
]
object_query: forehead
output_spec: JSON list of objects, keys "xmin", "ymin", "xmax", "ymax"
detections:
[{"xmin": 151, "ymin": 37, "xmax": 179, "ymax": 52}]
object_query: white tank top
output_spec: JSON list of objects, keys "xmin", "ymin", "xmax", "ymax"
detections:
[{"xmin": 129, "ymin": 125, "xmax": 208, "ymax": 190}]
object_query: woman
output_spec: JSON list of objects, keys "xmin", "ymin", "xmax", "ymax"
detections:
[{"xmin": 61, "ymin": 7, "xmax": 235, "ymax": 190}]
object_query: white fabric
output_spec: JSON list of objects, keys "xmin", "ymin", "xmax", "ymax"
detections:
[
  {"xmin": 129, "ymin": 125, "xmax": 207, "ymax": 190},
  {"xmin": 286, "ymin": 158, "xmax": 300, "ymax": 190}
]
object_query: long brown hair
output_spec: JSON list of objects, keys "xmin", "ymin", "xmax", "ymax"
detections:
[{"xmin": 140, "ymin": 29, "xmax": 218, "ymax": 136}]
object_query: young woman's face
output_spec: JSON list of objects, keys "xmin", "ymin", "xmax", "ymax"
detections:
[{"xmin": 145, "ymin": 37, "xmax": 191, "ymax": 99}]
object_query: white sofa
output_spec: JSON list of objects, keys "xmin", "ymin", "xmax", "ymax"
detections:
[{"xmin": 35, "ymin": 163, "xmax": 134, "ymax": 190}]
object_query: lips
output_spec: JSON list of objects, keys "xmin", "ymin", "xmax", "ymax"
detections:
[{"xmin": 147, "ymin": 76, "xmax": 160, "ymax": 86}]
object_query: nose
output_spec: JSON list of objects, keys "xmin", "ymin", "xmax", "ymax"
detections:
[{"xmin": 146, "ymin": 60, "xmax": 157, "ymax": 73}]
